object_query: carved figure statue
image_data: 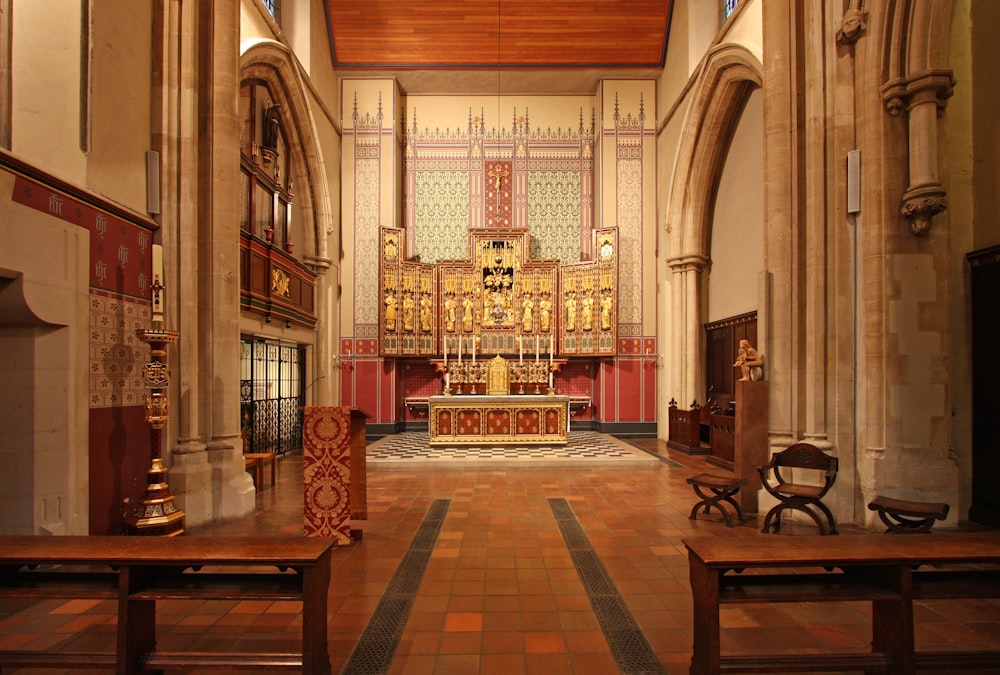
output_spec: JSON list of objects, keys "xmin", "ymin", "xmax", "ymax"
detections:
[
  {"xmin": 444, "ymin": 294, "xmax": 457, "ymax": 332},
  {"xmin": 600, "ymin": 291, "xmax": 613, "ymax": 331},
  {"xmin": 419, "ymin": 293, "xmax": 433, "ymax": 333},
  {"xmin": 734, "ymin": 339, "xmax": 764, "ymax": 381},
  {"xmin": 462, "ymin": 294, "xmax": 474, "ymax": 332},
  {"xmin": 539, "ymin": 294, "xmax": 552, "ymax": 332},
  {"xmin": 581, "ymin": 289, "xmax": 594, "ymax": 332},
  {"xmin": 836, "ymin": 5, "xmax": 866, "ymax": 45},
  {"xmin": 384, "ymin": 290, "xmax": 397, "ymax": 331},
  {"xmin": 521, "ymin": 294, "xmax": 534, "ymax": 333},
  {"xmin": 565, "ymin": 291, "xmax": 577, "ymax": 331},
  {"xmin": 402, "ymin": 291, "xmax": 415, "ymax": 332}
]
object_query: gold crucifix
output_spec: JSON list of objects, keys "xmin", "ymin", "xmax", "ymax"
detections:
[{"xmin": 488, "ymin": 164, "xmax": 510, "ymax": 211}]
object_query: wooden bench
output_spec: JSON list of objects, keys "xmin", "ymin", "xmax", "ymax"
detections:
[
  {"xmin": 0, "ymin": 535, "xmax": 334, "ymax": 673},
  {"xmin": 244, "ymin": 451, "xmax": 277, "ymax": 489},
  {"xmin": 868, "ymin": 495, "xmax": 950, "ymax": 533},
  {"xmin": 684, "ymin": 533, "xmax": 1000, "ymax": 674}
]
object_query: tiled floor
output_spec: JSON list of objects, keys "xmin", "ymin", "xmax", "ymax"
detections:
[{"xmin": 2, "ymin": 435, "xmax": 999, "ymax": 674}]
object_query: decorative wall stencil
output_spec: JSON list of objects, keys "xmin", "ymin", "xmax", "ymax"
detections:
[
  {"xmin": 89, "ymin": 291, "xmax": 149, "ymax": 408},
  {"xmin": 354, "ymin": 159, "xmax": 380, "ymax": 326},
  {"xmin": 485, "ymin": 161, "xmax": 512, "ymax": 228},
  {"xmin": 414, "ymin": 171, "xmax": 470, "ymax": 262},
  {"xmin": 616, "ymin": 159, "xmax": 642, "ymax": 326},
  {"xmin": 527, "ymin": 171, "xmax": 583, "ymax": 262},
  {"xmin": 302, "ymin": 406, "xmax": 352, "ymax": 544}
]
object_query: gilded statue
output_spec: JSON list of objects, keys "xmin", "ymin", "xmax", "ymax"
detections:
[
  {"xmin": 462, "ymin": 294, "xmax": 474, "ymax": 332},
  {"xmin": 402, "ymin": 291, "xmax": 415, "ymax": 332},
  {"xmin": 565, "ymin": 290, "xmax": 577, "ymax": 331},
  {"xmin": 734, "ymin": 339, "xmax": 765, "ymax": 381},
  {"xmin": 419, "ymin": 293, "xmax": 433, "ymax": 333},
  {"xmin": 444, "ymin": 294, "xmax": 457, "ymax": 332},
  {"xmin": 600, "ymin": 291, "xmax": 613, "ymax": 331},
  {"xmin": 384, "ymin": 290, "xmax": 397, "ymax": 331},
  {"xmin": 581, "ymin": 289, "xmax": 594, "ymax": 332},
  {"xmin": 521, "ymin": 294, "xmax": 534, "ymax": 333},
  {"xmin": 539, "ymin": 294, "xmax": 552, "ymax": 332}
]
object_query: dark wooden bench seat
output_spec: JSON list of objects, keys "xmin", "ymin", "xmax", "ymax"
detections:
[
  {"xmin": 0, "ymin": 535, "xmax": 334, "ymax": 674},
  {"xmin": 684, "ymin": 533, "xmax": 1000, "ymax": 674},
  {"xmin": 868, "ymin": 495, "xmax": 950, "ymax": 533}
]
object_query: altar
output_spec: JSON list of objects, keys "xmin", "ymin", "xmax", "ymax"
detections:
[{"xmin": 428, "ymin": 394, "xmax": 570, "ymax": 446}]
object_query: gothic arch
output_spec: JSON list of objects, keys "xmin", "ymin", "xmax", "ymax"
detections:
[
  {"xmin": 664, "ymin": 43, "xmax": 763, "ymax": 404},
  {"xmin": 239, "ymin": 40, "xmax": 335, "ymax": 266}
]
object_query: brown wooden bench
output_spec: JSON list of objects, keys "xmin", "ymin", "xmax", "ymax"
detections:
[
  {"xmin": 0, "ymin": 535, "xmax": 334, "ymax": 673},
  {"xmin": 244, "ymin": 451, "xmax": 277, "ymax": 489},
  {"xmin": 684, "ymin": 533, "xmax": 1000, "ymax": 674},
  {"xmin": 868, "ymin": 495, "xmax": 950, "ymax": 533}
]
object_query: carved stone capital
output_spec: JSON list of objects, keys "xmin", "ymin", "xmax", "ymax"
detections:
[
  {"xmin": 901, "ymin": 184, "xmax": 948, "ymax": 236},
  {"xmin": 881, "ymin": 70, "xmax": 955, "ymax": 117},
  {"xmin": 666, "ymin": 253, "xmax": 711, "ymax": 274}
]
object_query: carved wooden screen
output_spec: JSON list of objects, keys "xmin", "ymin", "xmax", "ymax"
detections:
[
  {"xmin": 559, "ymin": 228, "xmax": 617, "ymax": 356},
  {"xmin": 380, "ymin": 227, "xmax": 437, "ymax": 356},
  {"xmin": 704, "ymin": 311, "xmax": 757, "ymax": 410}
]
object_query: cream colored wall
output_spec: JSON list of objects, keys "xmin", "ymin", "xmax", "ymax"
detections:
[
  {"xmin": 0, "ymin": 169, "xmax": 90, "ymax": 535},
  {"xmin": 11, "ymin": 0, "xmax": 86, "ymax": 181},
  {"xmin": 88, "ymin": 1, "xmax": 153, "ymax": 214},
  {"xmin": 402, "ymin": 94, "xmax": 595, "ymax": 133},
  {"xmin": 708, "ymin": 89, "xmax": 764, "ymax": 322}
]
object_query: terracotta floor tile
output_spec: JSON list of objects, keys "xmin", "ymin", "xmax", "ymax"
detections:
[{"xmin": 444, "ymin": 611, "xmax": 484, "ymax": 632}]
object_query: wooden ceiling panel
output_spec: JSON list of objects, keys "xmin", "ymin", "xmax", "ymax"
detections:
[{"xmin": 326, "ymin": 0, "xmax": 671, "ymax": 69}]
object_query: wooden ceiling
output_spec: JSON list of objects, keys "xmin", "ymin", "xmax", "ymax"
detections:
[{"xmin": 325, "ymin": 1, "xmax": 672, "ymax": 92}]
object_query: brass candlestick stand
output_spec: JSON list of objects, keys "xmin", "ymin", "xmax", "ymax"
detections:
[{"xmin": 125, "ymin": 275, "xmax": 185, "ymax": 536}]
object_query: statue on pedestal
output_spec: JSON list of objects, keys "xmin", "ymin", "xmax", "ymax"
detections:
[{"xmin": 734, "ymin": 339, "xmax": 764, "ymax": 381}]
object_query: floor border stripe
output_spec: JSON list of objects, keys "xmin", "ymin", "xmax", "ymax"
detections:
[
  {"xmin": 342, "ymin": 499, "xmax": 451, "ymax": 674},
  {"xmin": 549, "ymin": 497, "xmax": 667, "ymax": 675}
]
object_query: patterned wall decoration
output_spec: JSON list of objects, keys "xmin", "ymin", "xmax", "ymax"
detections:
[
  {"xmin": 353, "ymin": 158, "xmax": 380, "ymax": 332},
  {"xmin": 414, "ymin": 171, "xmax": 470, "ymax": 262},
  {"xmin": 613, "ymin": 100, "xmax": 645, "ymax": 330},
  {"xmin": 90, "ymin": 292, "xmax": 148, "ymax": 408},
  {"xmin": 302, "ymin": 406, "xmax": 352, "ymax": 544},
  {"xmin": 527, "ymin": 171, "xmax": 584, "ymax": 263}
]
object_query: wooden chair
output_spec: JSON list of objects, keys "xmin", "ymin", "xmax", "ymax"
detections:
[{"xmin": 758, "ymin": 443, "xmax": 839, "ymax": 535}]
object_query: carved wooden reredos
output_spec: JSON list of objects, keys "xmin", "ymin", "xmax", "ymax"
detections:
[{"xmin": 379, "ymin": 226, "xmax": 617, "ymax": 359}]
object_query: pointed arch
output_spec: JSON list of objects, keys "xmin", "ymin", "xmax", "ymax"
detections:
[
  {"xmin": 239, "ymin": 40, "xmax": 335, "ymax": 265},
  {"xmin": 663, "ymin": 43, "xmax": 763, "ymax": 405}
]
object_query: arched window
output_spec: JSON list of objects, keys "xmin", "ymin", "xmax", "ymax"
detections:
[{"xmin": 239, "ymin": 80, "xmax": 294, "ymax": 252}]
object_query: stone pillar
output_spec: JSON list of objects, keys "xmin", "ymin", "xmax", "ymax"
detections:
[
  {"xmin": 666, "ymin": 254, "xmax": 708, "ymax": 406},
  {"xmin": 200, "ymin": 0, "xmax": 254, "ymax": 521},
  {"xmin": 761, "ymin": 0, "xmax": 799, "ymax": 452}
]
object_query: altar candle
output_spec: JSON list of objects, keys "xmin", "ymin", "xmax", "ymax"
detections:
[
  {"xmin": 457, "ymin": 334, "xmax": 462, "ymax": 364},
  {"xmin": 519, "ymin": 335, "xmax": 523, "ymax": 363},
  {"xmin": 535, "ymin": 335, "xmax": 540, "ymax": 362},
  {"xmin": 472, "ymin": 335, "xmax": 476, "ymax": 364},
  {"xmin": 151, "ymin": 243, "xmax": 164, "ymax": 322},
  {"xmin": 549, "ymin": 339, "xmax": 553, "ymax": 368},
  {"xmin": 443, "ymin": 335, "xmax": 447, "ymax": 367}
]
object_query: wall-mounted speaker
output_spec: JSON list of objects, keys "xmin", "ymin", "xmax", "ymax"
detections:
[
  {"xmin": 847, "ymin": 150, "xmax": 861, "ymax": 215},
  {"xmin": 146, "ymin": 150, "xmax": 161, "ymax": 214}
]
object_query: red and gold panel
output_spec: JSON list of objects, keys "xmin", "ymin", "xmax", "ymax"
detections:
[
  {"xmin": 456, "ymin": 410, "xmax": 482, "ymax": 435},
  {"xmin": 515, "ymin": 410, "xmax": 540, "ymax": 435},
  {"xmin": 486, "ymin": 409, "xmax": 511, "ymax": 435},
  {"xmin": 428, "ymin": 395, "xmax": 568, "ymax": 445},
  {"xmin": 302, "ymin": 406, "xmax": 352, "ymax": 545},
  {"xmin": 545, "ymin": 409, "xmax": 562, "ymax": 435}
]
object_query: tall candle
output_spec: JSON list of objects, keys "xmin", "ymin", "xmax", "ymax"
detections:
[
  {"xmin": 443, "ymin": 334, "xmax": 447, "ymax": 368},
  {"xmin": 151, "ymin": 243, "xmax": 164, "ymax": 322},
  {"xmin": 472, "ymin": 335, "xmax": 476, "ymax": 364},
  {"xmin": 535, "ymin": 335, "xmax": 540, "ymax": 363},
  {"xmin": 457, "ymin": 334, "xmax": 462, "ymax": 364},
  {"xmin": 519, "ymin": 335, "xmax": 523, "ymax": 363}
]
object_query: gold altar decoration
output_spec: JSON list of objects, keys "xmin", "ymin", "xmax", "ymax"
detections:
[
  {"xmin": 428, "ymin": 394, "xmax": 570, "ymax": 446},
  {"xmin": 379, "ymin": 226, "xmax": 617, "ymax": 361}
]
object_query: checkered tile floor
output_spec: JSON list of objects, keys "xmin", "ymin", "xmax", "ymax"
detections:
[{"xmin": 366, "ymin": 430, "xmax": 662, "ymax": 468}]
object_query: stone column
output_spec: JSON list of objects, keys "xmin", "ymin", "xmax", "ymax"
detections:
[
  {"xmin": 199, "ymin": 0, "xmax": 254, "ymax": 521},
  {"xmin": 761, "ymin": 0, "xmax": 800, "ymax": 451},
  {"xmin": 153, "ymin": 0, "xmax": 213, "ymax": 526},
  {"xmin": 666, "ymin": 254, "xmax": 708, "ymax": 406}
]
